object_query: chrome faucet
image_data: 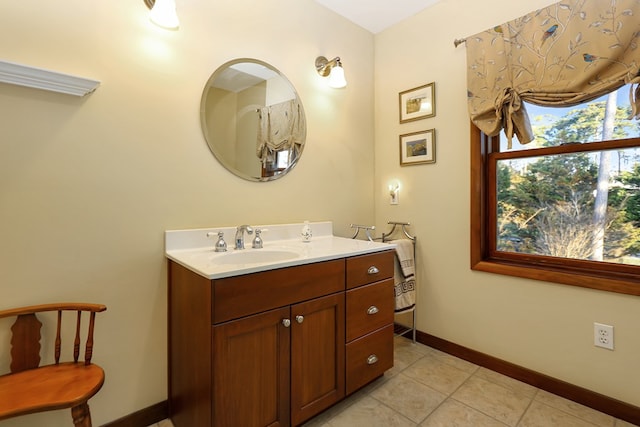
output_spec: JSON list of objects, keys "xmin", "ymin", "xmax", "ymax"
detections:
[{"xmin": 235, "ymin": 225, "xmax": 254, "ymax": 249}]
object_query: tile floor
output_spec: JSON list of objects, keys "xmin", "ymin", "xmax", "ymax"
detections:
[{"xmin": 150, "ymin": 336, "xmax": 638, "ymax": 427}]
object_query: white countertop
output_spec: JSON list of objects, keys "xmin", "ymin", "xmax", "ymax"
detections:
[{"xmin": 165, "ymin": 222, "xmax": 394, "ymax": 279}]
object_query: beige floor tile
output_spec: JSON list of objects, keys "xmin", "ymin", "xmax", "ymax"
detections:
[
  {"xmin": 403, "ymin": 354, "xmax": 474, "ymax": 395},
  {"xmin": 394, "ymin": 336, "xmax": 432, "ymax": 355},
  {"xmin": 160, "ymin": 339, "xmax": 631, "ymax": 427},
  {"xmin": 616, "ymin": 419, "xmax": 640, "ymax": 427},
  {"xmin": 387, "ymin": 341, "xmax": 429, "ymax": 377},
  {"xmin": 519, "ymin": 400, "xmax": 604, "ymax": 427},
  {"xmin": 535, "ymin": 390, "xmax": 616, "ymax": 426},
  {"xmin": 302, "ymin": 411, "xmax": 333, "ymax": 427},
  {"xmin": 473, "ymin": 367, "xmax": 537, "ymax": 398},
  {"xmin": 419, "ymin": 399, "xmax": 509, "ymax": 427},
  {"xmin": 370, "ymin": 372, "xmax": 447, "ymax": 423},
  {"xmin": 303, "ymin": 385, "xmax": 373, "ymax": 426},
  {"xmin": 428, "ymin": 348, "xmax": 478, "ymax": 374},
  {"xmin": 326, "ymin": 395, "xmax": 416, "ymax": 427},
  {"xmin": 451, "ymin": 376, "xmax": 531, "ymax": 426}
]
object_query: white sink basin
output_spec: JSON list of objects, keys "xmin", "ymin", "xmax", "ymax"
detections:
[
  {"xmin": 165, "ymin": 222, "xmax": 395, "ymax": 279},
  {"xmin": 214, "ymin": 249, "xmax": 300, "ymax": 265}
]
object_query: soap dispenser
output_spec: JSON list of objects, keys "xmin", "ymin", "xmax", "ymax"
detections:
[{"xmin": 301, "ymin": 221, "xmax": 312, "ymax": 242}]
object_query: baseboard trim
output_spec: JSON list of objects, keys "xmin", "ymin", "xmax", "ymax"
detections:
[
  {"xmin": 100, "ymin": 400, "xmax": 168, "ymax": 427},
  {"xmin": 399, "ymin": 328, "xmax": 640, "ymax": 426}
]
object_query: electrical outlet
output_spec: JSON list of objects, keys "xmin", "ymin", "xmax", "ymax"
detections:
[{"xmin": 594, "ymin": 322, "xmax": 614, "ymax": 350}]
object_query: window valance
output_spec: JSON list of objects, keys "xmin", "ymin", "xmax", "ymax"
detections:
[
  {"xmin": 465, "ymin": 0, "xmax": 640, "ymax": 148},
  {"xmin": 256, "ymin": 99, "xmax": 304, "ymax": 162}
]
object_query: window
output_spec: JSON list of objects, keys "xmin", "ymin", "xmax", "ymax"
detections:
[{"xmin": 471, "ymin": 85, "xmax": 640, "ymax": 296}]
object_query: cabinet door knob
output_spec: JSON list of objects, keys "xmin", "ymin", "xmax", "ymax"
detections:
[
  {"xmin": 367, "ymin": 266, "xmax": 380, "ymax": 275},
  {"xmin": 295, "ymin": 315, "xmax": 304, "ymax": 324},
  {"xmin": 282, "ymin": 319, "xmax": 291, "ymax": 327},
  {"xmin": 367, "ymin": 306, "xmax": 379, "ymax": 315},
  {"xmin": 367, "ymin": 354, "xmax": 379, "ymax": 365}
]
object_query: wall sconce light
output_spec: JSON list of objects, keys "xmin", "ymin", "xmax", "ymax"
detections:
[
  {"xmin": 315, "ymin": 56, "xmax": 347, "ymax": 89},
  {"xmin": 389, "ymin": 183, "xmax": 400, "ymax": 205},
  {"xmin": 144, "ymin": 0, "xmax": 180, "ymax": 30}
]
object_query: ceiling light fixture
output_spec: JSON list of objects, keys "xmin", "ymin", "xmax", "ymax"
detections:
[
  {"xmin": 315, "ymin": 56, "xmax": 347, "ymax": 89},
  {"xmin": 144, "ymin": 0, "xmax": 180, "ymax": 30}
]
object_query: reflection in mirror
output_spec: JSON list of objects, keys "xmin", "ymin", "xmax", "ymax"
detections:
[{"xmin": 200, "ymin": 59, "xmax": 306, "ymax": 181}]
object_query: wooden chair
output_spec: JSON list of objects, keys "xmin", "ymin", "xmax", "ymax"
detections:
[{"xmin": 0, "ymin": 303, "xmax": 107, "ymax": 426}]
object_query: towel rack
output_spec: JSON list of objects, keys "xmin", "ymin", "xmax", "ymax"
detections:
[
  {"xmin": 381, "ymin": 221, "xmax": 415, "ymax": 244},
  {"xmin": 350, "ymin": 222, "xmax": 417, "ymax": 343},
  {"xmin": 349, "ymin": 224, "xmax": 376, "ymax": 241}
]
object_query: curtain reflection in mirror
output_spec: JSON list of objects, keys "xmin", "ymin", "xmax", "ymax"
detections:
[{"xmin": 257, "ymin": 99, "xmax": 304, "ymax": 178}]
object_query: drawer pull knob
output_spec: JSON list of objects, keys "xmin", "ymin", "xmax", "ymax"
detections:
[
  {"xmin": 282, "ymin": 319, "xmax": 291, "ymax": 327},
  {"xmin": 367, "ymin": 266, "xmax": 380, "ymax": 275},
  {"xmin": 295, "ymin": 315, "xmax": 304, "ymax": 324},
  {"xmin": 367, "ymin": 354, "xmax": 379, "ymax": 365},
  {"xmin": 367, "ymin": 306, "xmax": 379, "ymax": 315}
]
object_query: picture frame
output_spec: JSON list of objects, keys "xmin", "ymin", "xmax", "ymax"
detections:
[
  {"xmin": 399, "ymin": 129, "xmax": 436, "ymax": 166},
  {"xmin": 399, "ymin": 82, "xmax": 436, "ymax": 123}
]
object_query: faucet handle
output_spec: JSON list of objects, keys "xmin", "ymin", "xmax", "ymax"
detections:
[
  {"xmin": 207, "ymin": 231, "xmax": 228, "ymax": 252},
  {"xmin": 252, "ymin": 228, "xmax": 268, "ymax": 249}
]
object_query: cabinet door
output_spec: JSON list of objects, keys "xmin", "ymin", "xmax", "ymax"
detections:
[
  {"xmin": 290, "ymin": 293, "xmax": 345, "ymax": 426},
  {"xmin": 213, "ymin": 306, "xmax": 291, "ymax": 427}
]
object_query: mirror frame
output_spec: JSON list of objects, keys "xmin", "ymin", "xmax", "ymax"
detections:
[{"xmin": 200, "ymin": 58, "xmax": 307, "ymax": 182}]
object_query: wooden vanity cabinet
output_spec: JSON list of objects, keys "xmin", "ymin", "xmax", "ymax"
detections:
[
  {"xmin": 212, "ymin": 292, "xmax": 344, "ymax": 427},
  {"xmin": 345, "ymin": 252, "xmax": 395, "ymax": 395},
  {"xmin": 290, "ymin": 292, "xmax": 345, "ymax": 426},
  {"xmin": 168, "ymin": 249, "xmax": 394, "ymax": 427},
  {"xmin": 213, "ymin": 306, "xmax": 291, "ymax": 427}
]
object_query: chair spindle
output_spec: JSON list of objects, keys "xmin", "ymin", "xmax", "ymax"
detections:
[
  {"xmin": 73, "ymin": 311, "xmax": 82, "ymax": 363},
  {"xmin": 55, "ymin": 310, "xmax": 62, "ymax": 364}
]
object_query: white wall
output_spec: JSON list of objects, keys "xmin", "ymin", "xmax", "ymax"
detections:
[
  {"xmin": 374, "ymin": 0, "xmax": 640, "ymax": 408},
  {"xmin": 2, "ymin": 0, "xmax": 639, "ymax": 425},
  {"xmin": 0, "ymin": 0, "xmax": 374, "ymax": 425}
]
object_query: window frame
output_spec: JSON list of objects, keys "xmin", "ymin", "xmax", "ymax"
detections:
[{"xmin": 470, "ymin": 123, "xmax": 640, "ymax": 296}]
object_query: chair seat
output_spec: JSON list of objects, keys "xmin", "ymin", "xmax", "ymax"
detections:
[{"xmin": 0, "ymin": 362, "xmax": 105, "ymax": 420}]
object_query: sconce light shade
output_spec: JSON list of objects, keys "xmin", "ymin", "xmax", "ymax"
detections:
[
  {"xmin": 315, "ymin": 56, "xmax": 347, "ymax": 89},
  {"xmin": 388, "ymin": 182, "xmax": 400, "ymax": 205},
  {"xmin": 146, "ymin": 0, "xmax": 180, "ymax": 30},
  {"xmin": 328, "ymin": 64, "xmax": 347, "ymax": 89}
]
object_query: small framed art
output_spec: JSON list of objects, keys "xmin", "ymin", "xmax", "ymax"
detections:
[
  {"xmin": 399, "ymin": 129, "xmax": 436, "ymax": 166},
  {"xmin": 399, "ymin": 82, "xmax": 436, "ymax": 123}
]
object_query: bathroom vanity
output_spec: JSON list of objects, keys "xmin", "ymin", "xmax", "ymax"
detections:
[{"xmin": 165, "ymin": 222, "xmax": 395, "ymax": 426}]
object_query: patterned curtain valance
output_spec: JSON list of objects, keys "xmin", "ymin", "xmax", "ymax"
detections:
[
  {"xmin": 256, "ymin": 99, "xmax": 304, "ymax": 162},
  {"xmin": 466, "ymin": 0, "xmax": 640, "ymax": 148}
]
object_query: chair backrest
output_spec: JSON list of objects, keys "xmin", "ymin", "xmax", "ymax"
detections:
[{"xmin": 0, "ymin": 303, "xmax": 107, "ymax": 373}]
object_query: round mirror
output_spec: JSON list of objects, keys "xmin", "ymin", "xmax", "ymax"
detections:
[{"xmin": 200, "ymin": 58, "xmax": 307, "ymax": 181}]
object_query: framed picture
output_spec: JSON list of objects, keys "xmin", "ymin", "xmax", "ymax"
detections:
[
  {"xmin": 399, "ymin": 129, "xmax": 436, "ymax": 166},
  {"xmin": 399, "ymin": 82, "xmax": 436, "ymax": 123}
]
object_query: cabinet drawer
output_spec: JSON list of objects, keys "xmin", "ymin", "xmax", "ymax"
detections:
[
  {"xmin": 346, "ymin": 279, "xmax": 394, "ymax": 342},
  {"xmin": 346, "ymin": 250, "xmax": 394, "ymax": 289},
  {"xmin": 346, "ymin": 324, "xmax": 394, "ymax": 395},
  {"xmin": 213, "ymin": 259, "xmax": 345, "ymax": 324}
]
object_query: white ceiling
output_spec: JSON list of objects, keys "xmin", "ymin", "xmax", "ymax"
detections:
[{"xmin": 313, "ymin": 0, "xmax": 442, "ymax": 34}]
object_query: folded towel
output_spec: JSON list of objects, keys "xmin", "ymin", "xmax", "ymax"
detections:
[{"xmin": 392, "ymin": 239, "xmax": 416, "ymax": 313}]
